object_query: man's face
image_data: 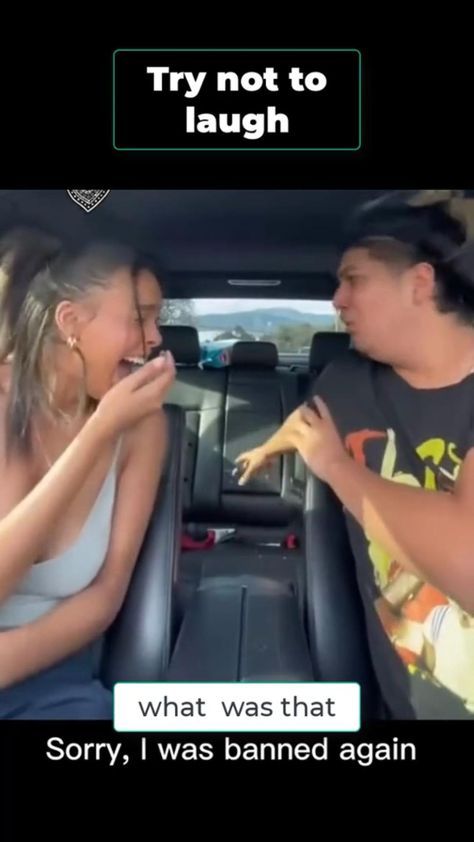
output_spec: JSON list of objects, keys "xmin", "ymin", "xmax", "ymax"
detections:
[{"xmin": 333, "ymin": 247, "xmax": 419, "ymax": 361}]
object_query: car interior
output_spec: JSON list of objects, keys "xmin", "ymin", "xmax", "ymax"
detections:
[{"xmin": 0, "ymin": 188, "xmax": 407, "ymax": 722}]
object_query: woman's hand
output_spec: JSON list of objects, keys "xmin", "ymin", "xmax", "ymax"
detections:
[
  {"xmin": 234, "ymin": 397, "xmax": 348, "ymax": 486},
  {"xmin": 93, "ymin": 351, "xmax": 176, "ymax": 438},
  {"xmin": 234, "ymin": 447, "xmax": 274, "ymax": 486}
]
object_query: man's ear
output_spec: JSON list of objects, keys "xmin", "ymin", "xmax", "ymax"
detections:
[{"xmin": 411, "ymin": 261, "xmax": 437, "ymax": 306}]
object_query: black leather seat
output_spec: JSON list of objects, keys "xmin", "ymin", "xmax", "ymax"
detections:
[
  {"xmin": 100, "ymin": 404, "xmax": 184, "ymax": 684},
  {"xmin": 301, "ymin": 330, "xmax": 382, "ymax": 719},
  {"xmin": 157, "ymin": 325, "xmax": 227, "ymax": 522},
  {"xmin": 299, "ymin": 331, "xmax": 351, "ymax": 400},
  {"xmin": 157, "ymin": 324, "xmax": 202, "ymax": 368},
  {"xmin": 167, "ymin": 574, "xmax": 314, "ymax": 682},
  {"xmin": 157, "ymin": 332, "xmax": 306, "ymax": 629},
  {"xmin": 304, "ymin": 477, "xmax": 382, "ymax": 719},
  {"xmin": 221, "ymin": 341, "xmax": 300, "ymax": 526},
  {"xmin": 158, "ymin": 331, "xmax": 301, "ymax": 528},
  {"xmin": 309, "ymin": 331, "xmax": 351, "ymax": 376}
]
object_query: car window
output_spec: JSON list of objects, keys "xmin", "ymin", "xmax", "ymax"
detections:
[{"xmin": 161, "ymin": 298, "xmax": 345, "ymax": 364}]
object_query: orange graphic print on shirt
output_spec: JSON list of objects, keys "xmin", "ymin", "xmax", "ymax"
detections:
[{"xmin": 344, "ymin": 428, "xmax": 474, "ymax": 714}]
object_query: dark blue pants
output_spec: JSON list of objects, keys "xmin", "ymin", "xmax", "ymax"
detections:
[{"xmin": 0, "ymin": 646, "xmax": 112, "ymax": 720}]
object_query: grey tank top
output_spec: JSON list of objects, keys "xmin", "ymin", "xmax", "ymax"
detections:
[{"xmin": 0, "ymin": 443, "xmax": 121, "ymax": 630}]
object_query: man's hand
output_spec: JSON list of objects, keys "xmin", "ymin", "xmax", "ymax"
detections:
[{"xmin": 292, "ymin": 397, "xmax": 349, "ymax": 482}]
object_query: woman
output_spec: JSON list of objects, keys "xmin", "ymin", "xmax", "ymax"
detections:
[{"xmin": 0, "ymin": 227, "xmax": 176, "ymax": 719}]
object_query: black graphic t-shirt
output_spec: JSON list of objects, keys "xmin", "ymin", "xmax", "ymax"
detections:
[{"xmin": 315, "ymin": 350, "xmax": 474, "ymax": 720}]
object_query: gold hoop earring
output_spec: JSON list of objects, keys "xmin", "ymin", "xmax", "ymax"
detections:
[{"xmin": 67, "ymin": 336, "xmax": 78, "ymax": 350}]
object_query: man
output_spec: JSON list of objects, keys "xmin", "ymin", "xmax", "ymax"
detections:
[{"xmin": 235, "ymin": 191, "xmax": 474, "ymax": 719}]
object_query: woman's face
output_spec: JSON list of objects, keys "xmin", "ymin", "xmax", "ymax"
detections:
[{"xmin": 60, "ymin": 267, "xmax": 163, "ymax": 401}]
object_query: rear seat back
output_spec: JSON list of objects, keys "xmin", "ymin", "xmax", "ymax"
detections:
[
  {"xmin": 223, "ymin": 341, "xmax": 281, "ymax": 495},
  {"xmin": 158, "ymin": 326, "xmax": 226, "ymax": 520},
  {"xmin": 221, "ymin": 341, "xmax": 300, "ymax": 525},
  {"xmin": 159, "ymin": 330, "xmax": 302, "ymax": 526},
  {"xmin": 299, "ymin": 331, "xmax": 351, "ymax": 400}
]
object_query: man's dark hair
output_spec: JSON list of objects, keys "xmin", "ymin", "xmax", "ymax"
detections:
[{"xmin": 343, "ymin": 193, "xmax": 474, "ymax": 323}]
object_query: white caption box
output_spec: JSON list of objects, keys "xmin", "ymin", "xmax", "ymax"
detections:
[{"xmin": 113, "ymin": 682, "xmax": 360, "ymax": 732}]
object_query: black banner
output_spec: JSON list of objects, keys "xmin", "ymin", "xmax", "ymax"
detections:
[
  {"xmin": 0, "ymin": 39, "xmax": 471, "ymax": 187},
  {"xmin": 113, "ymin": 49, "xmax": 361, "ymax": 152},
  {"xmin": 1, "ymin": 720, "xmax": 469, "ymax": 773}
]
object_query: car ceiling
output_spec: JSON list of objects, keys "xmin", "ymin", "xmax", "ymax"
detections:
[{"xmin": 0, "ymin": 189, "xmax": 417, "ymax": 299}]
